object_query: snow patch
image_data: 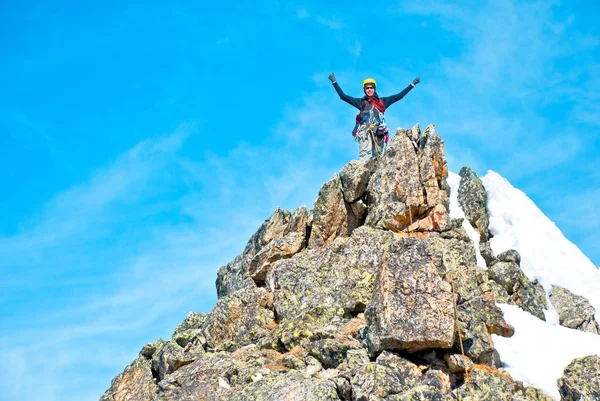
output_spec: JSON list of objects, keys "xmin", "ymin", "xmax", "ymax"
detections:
[{"xmin": 494, "ymin": 304, "xmax": 600, "ymax": 400}]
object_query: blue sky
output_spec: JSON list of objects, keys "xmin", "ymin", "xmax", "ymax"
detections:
[{"xmin": 1, "ymin": 1, "xmax": 599, "ymax": 400}]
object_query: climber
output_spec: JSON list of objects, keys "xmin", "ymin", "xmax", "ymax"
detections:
[{"xmin": 329, "ymin": 73, "xmax": 420, "ymax": 162}]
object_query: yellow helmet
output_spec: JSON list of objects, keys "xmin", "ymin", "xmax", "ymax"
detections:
[{"xmin": 363, "ymin": 78, "xmax": 377, "ymax": 88}]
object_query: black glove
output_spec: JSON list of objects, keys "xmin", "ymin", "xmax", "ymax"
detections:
[
  {"xmin": 412, "ymin": 77, "xmax": 420, "ymax": 86},
  {"xmin": 329, "ymin": 73, "xmax": 336, "ymax": 83}
]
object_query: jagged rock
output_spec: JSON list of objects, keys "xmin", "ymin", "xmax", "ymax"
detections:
[
  {"xmin": 418, "ymin": 124, "xmax": 450, "ymax": 210},
  {"xmin": 480, "ymin": 240, "xmax": 497, "ymax": 266},
  {"xmin": 349, "ymin": 199, "xmax": 368, "ymax": 222},
  {"xmin": 338, "ymin": 159, "xmax": 375, "ymax": 203},
  {"xmin": 550, "ymin": 286, "xmax": 600, "ymax": 334},
  {"xmin": 365, "ymin": 237, "xmax": 456, "ymax": 353},
  {"xmin": 366, "ymin": 124, "xmax": 450, "ymax": 233},
  {"xmin": 444, "ymin": 354, "xmax": 473, "ymax": 373},
  {"xmin": 306, "ymin": 338, "xmax": 361, "ymax": 368},
  {"xmin": 498, "ymin": 249, "xmax": 521, "ymax": 265},
  {"xmin": 173, "ymin": 312, "xmax": 205, "ymax": 334},
  {"xmin": 152, "ymin": 340, "xmax": 203, "ymax": 381},
  {"xmin": 172, "ymin": 312, "xmax": 207, "ymax": 347},
  {"xmin": 229, "ymin": 370, "xmax": 339, "ymax": 401},
  {"xmin": 557, "ymin": 355, "xmax": 600, "ymax": 401},
  {"xmin": 350, "ymin": 351, "xmax": 452, "ymax": 400},
  {"xmin": 487, "ymin": 260, "xmax": 547, "ymax": 320},
  {"xmin": 452, "ymin": 366, "xmax": 549, "ymax": 401},
  {"xmin": 202, "ymin": 287, "xmax": 275, "ymax": 349},
  {"xmin": 457, "ymin": 166, "xmax": 490, "ymax": 241},
  {"xmin": 249, "ymin": 231, "xmax": 305, "ymax": 283},
  {"xmin": 332, "ymin": 376, "xmax": 352, "ymax": 400},
  {"xmin": 350, "ymin": 362, "xmax": 420, "ymax": 400},
  {"xmin": 345, "ymin": 349, "xmax": 370, "ymax": 370},
  {"xmin": 308, "ymin": 174, "xmax": 358, "ymax": 249},
  {"xmin": 269, "ymin": 226, "xmax": 394, "ymax": 322},
  {"xmin": 216, "ymin": 206, "xmax": 307, "ymax": 298},
  {"xmin": 102, "ymin": 123, "xmax": 554, "ymax": 401},
  {"xmin": 260, "ymin": 307, "xmax": 343, "ymax": 351},
  {"xmin": 99, "ymin": 357, "xmax": 158, "ymax": 401},
  {"xmin": 153, "ymin": 352, "xmax": 239, "ymax": 401}
]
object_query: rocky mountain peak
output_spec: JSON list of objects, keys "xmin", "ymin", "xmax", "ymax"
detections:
[{"xmin": 100, "ymin": 124, "xmax": 599, "ymax": 401}]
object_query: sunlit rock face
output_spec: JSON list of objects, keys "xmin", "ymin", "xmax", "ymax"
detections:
[{"xmin": 101, "ymin": 125, "xmax": 591, "ymax": 401}]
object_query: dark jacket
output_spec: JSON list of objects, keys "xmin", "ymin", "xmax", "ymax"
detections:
[{"xmin": 332, "ymin": 82, "xmax": 414, "ymax": 111}]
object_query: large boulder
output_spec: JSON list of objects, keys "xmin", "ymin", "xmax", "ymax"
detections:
[
  {"xmin": 249, "ymin": 231, "xmax": 305, "ymax": 283},
  {"xmin": 550, "ymin": 286, "xmax": 600, "ymax": 334},
  {"xmin": 557, "ymin": 355, "xmax": 600, "ymax": 401},
  {"xmin": 366, "ymin": 124, "xmax": 450, "ymax": 234},
  {"xmin": 269, "ymin": 226, "xmax": 394, "ymax": 323},
  {"xmin": 364, "ymin": 237, "xmax": 456, "ymax": 354}
]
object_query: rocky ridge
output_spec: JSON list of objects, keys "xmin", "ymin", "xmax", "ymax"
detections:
[{"xmin": 100, "ymin": 124, "xmax": 600, "ymax": 401}]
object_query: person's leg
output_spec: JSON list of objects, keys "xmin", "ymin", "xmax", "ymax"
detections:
[{"xmin": 357, "ymin": 125, "xmax": 372, "ymax": 162}]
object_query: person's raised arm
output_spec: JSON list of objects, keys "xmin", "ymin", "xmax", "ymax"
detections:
[
  {"xmin": 329, "ymin": 72, "xmax": 361, "ymax": 109},
  {"xmin": 381, "ymin": 77, "xmax": 420, "ymax": 108}
]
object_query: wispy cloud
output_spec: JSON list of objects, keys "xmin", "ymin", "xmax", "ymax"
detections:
[{"xmin": 0, "ymin": 81, "xmax": 360, "ymax": 399}]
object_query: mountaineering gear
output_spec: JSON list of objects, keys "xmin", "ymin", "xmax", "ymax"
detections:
[
  {"xmin": 331, "ymin": 75, "xmax": 419, "ymax": 161},
  {"xmin": 332, "ymin": 80, "xmax": 416, "ymax": 110},
  {"xmin": 363, "ymin": 78, "xmax": 377, "ymax": 88},
  {"xmin": 356, "ymin": 123, "xmax": 385, "ymax": 162}
]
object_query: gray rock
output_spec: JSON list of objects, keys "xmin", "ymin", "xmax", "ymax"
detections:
[
  {"xmin": 366, "ymin": 124, "xmax": 450, "ymax": 234},
  {"xmin": 269, "ymin": 226, "xmax": 394, "ymax": 324},
  {"xmin": 172, "ymin": 312, "xmax": 207, "ymax": 347},
  {"xmin": 558, "ymin": 355, "xmax": 600, "ymax": 401},
  {"xmin": 202, "ymin": 287, "xmax": 275, "ymax": 349},
  {"xmin": 339, "ymin": 159, "xmax": 375, "ymax": 203},
  {"xmin": 308, "ymin": 174, "xmax": 357, "ymax": 249},
  {"xmin": 249, "ymin": 231, "xmax": 305, "ymax": 283},
  {"xmin": 306, "ymin": 338, "xmax": 361, "ymax": 369},
  {"xmin": 99, "ymin": 357, "xmax": 158, "ymax": 401},
  {"xmin": 228, "ymin": 370, "xmax": 340, "ymax": 401},
  {"xmin": 152, "ymin": 340, "xmax": 202, "ymax": 381},
  {"xmin": 365, "ymin": 238, "xmax": 456, "ymax": 354},
  {"xmin": 487, "ymin": 261, "xmax": 547, "ymax": 320},
  {"xmin": 216, "ymin": 206, "xmax": 307, "ymax": 298},
  {"xmin": 497, "ymin": 249, "xmax": 521, "ymax": 265},
  {"xmin": 457, "ymin": 166, "xmax": 490, "ymax": 241},
  {"xmin": 550, "ymin": 286, "xmax": 600, "ymax": 334},
  {"xmin": 345, "ymin": 349, "xmax": 370, "ymax": 370},
  {"xmin": 444, "ymin": 354, "xmax": 473, "ymax": 373}
]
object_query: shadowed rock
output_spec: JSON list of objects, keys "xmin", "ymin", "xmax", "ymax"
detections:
[
  {"xmin": 486, "ymin": 253, "xmax": 547, "ymax": 320},
  {"xmin": 458, "ymin": 166, "xmax": 490, "ymax": 241},
  {"xmin": 558, "ymin": 355, "xmax": 600, "ymax": 401},
  {"xmin": 550, "ymin": 286, "xmax": 599, "ymax": 334},
  {"xmin": 308, "ymin": 174, "xmax": 359, "ymax": 249}
]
